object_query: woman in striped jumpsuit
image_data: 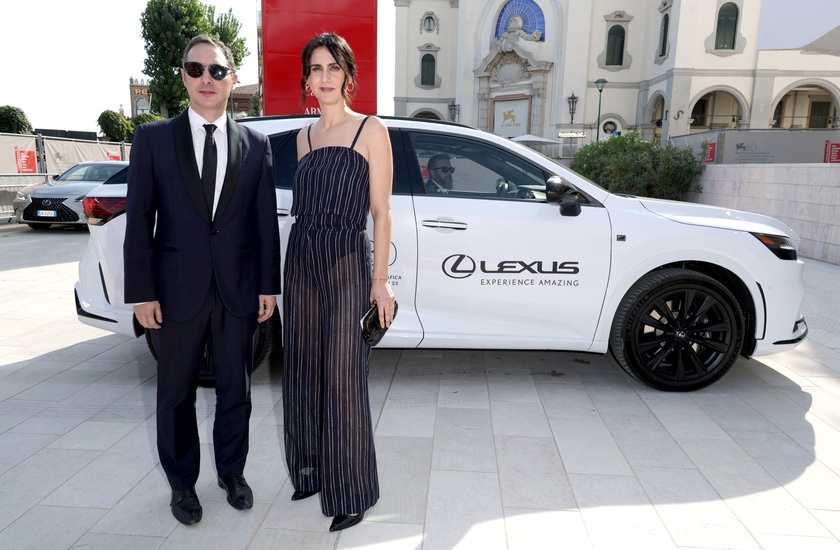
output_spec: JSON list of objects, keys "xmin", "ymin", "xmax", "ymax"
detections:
[{"xmin": 282, "ymin": 33, "xmax": 395, "ymax": 533}]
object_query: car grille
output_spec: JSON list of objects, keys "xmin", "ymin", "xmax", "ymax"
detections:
[{"xmin": 23, "ymin": 197, "xmax": 79, "ymax": 222}]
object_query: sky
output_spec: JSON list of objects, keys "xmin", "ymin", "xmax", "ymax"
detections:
[{"xmin": 1, "ymin": 1, "xmax": 395, "ymax": 134}]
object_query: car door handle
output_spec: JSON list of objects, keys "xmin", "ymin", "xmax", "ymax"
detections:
[
  {"xmin": 277, "ymin": 208, "xmax": 290, "ymax": 217},
  {"xmin": 421, "ymin": 220, "xmax": 468, "ymax": 230}
]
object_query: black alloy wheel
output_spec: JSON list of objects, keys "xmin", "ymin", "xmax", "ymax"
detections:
[
  {"xmin": 144, "ymin": 311, "xmax": 277, "ymax": 387},
  {"xmin": 610, "ymin": 268, "xmax": 744, "ymax": 391}
]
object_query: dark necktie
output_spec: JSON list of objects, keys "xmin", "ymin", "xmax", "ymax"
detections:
[{"xmin": 201, "ymin": 124, "xmax": 217, "ymax": 215}]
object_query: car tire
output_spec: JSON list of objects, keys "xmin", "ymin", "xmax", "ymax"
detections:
[
  {"xmin": 28, "ymin": 223, "xmax": 51, "ymax": 230},
  {"xmin": 609, "ymin": 268, "xmax": 744, "ymax": 392},
  {"xmin": 144, "ymin": 311, "xmax": 279, "ymax": 387}
]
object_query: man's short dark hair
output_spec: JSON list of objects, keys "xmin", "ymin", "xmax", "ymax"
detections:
[
  {"xmin": 427, "ymin": 154, "xmax": 450, "ymax": 171},
  {"xmin": 183, "ymin": 35, "xmax": 236, "ymax": 71}
]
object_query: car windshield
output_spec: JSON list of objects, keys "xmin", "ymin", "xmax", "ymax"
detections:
[{"xmin": 56, "ymin": 164, "xmax": 124, "ymax": 183}]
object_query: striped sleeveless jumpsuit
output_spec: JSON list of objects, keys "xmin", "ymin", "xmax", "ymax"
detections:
[{"xmin": 282, "ymin": 117, "xmax": 379, "ymax": 516}]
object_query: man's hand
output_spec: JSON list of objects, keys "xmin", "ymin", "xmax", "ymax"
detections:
[
  {"xmin": 134, "ymin": 301, "xmax": 162, "ymax": 329},
  {"xmin": 257, "ymin": 295, "xmax": 276, "ymax": 323}
]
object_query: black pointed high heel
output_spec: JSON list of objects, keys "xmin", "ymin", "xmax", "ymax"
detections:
[
  {"xmin": 291, "ymin": 489, "xmax": 318, "ymax": 501},
  {"xmin": 329, "ymin": 511, "xmax": 365, "ymax": 531}
]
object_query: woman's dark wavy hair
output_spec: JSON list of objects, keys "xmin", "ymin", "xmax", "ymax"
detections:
[{"xmin": 300, "ymin": 33, "xmax": 358, "ymax": 109}]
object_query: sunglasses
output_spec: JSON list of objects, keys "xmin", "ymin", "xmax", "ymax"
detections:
[
  {"xmin": 431, "ymin": 166, "xmax": 455, "ymax": 173},
  {"xmin": 183, "ymin": 61, "xmax": 233, "ymax": 80}
]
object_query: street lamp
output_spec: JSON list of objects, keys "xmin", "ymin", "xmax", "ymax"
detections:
[
  {"xmin": 567, "ymin": 92, "xmax": 578, "ymax": 124},
  {"xmin": 594, "ymin": 78, "xmax": 608, "ymax": 141},
  {"xmin": 448, "ymin": 102, "xmax": 460, "ymax": 122}
]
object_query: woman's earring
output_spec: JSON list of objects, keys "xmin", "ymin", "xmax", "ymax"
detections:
[
  {"xmin": 305, "ymin": 83, "xmax": 312, "ymax": 95},
  {"xmin": 346, "ymin": 81, "xmax": 354, "ymax": 94}
]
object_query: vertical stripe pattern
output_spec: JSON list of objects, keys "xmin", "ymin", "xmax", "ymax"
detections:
[{"xmin": 282, "ymin": 119, "xmax": 379, "ymax": 516}]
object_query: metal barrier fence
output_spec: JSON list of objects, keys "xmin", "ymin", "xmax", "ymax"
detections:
[
  {"xmin": 0, "ymin": 175, "xmax": 49, "ymax": 221},
  {"xmin": 670, "ymin": 127, "xmax": 840, "ymax": 164},
  {"xmin": 1, "ymin": 132, "xmax": 131, "ymax": 223},
  {"xmin": 1, "ymin": 132, "xmax": 130, "ymax": 177}
]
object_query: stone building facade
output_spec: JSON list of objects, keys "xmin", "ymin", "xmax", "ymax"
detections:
[{"xmin": 394, "ymin": 0, "xmax": 840, "ymax": 151}]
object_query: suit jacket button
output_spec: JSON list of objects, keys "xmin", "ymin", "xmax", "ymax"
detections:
[{"xmin": 211, "ymin": 229, "xmax": 219, "ymax": 235}]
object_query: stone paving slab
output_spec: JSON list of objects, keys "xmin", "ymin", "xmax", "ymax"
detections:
[{"xmin": 1, "ymin": 227, "xmax": 840, "ymax": 549}]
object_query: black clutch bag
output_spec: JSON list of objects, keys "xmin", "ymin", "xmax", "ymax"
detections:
[{"xmin": 361, "ymin": 300, "xmax": 398, "ymax": 346}]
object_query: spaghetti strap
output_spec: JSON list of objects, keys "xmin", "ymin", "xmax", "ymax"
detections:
[
  {"xmin": 350, "ymin": 116, "xmax": 370, "ymax": 150},
  {"xmin": 307, "ymin": 124, "xmax": 313, "ymax": 152}
]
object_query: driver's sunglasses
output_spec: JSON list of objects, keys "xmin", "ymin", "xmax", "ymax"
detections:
[
  {"xmin": 183, "ymin": 61, "xmax": 233, "ymax": 80},
  {"xmin": 432, "ymin": 166, "xmax": 455, "ymax": 174}
]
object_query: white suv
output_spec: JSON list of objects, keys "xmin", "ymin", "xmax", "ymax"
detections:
[{"xmin": 75, "ymin": 116, "xmax": 807, "ymax": 391}]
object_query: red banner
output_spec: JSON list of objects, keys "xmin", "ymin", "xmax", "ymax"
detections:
[
  {"xmin": 261, "ymin": 0, "xmax": 378, "ymax": 116},
  {"xmin": 825, "ymin": 140, "xmax": 840, "ymax": 163},
  {"xmin": 15, "ymin": 147, "xmax": 36, "ymax": 173},
  {"xmin": 703, "ymin": 142, "xmax": 717, "ymax": 163}
]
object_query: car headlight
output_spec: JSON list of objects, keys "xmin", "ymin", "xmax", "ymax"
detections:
[
  {"xmin": 16, "ymin": 191, "xmax": 30, "ymax": 201},
  {"xmin": 752, "ymin": 233, "xmax": 797, "ymax": 260}
]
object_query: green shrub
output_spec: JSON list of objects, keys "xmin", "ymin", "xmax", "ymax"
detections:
[
  {"xmin": 0, "ymin": 105, "xmax": 34, "ymax": 134},
  {"xmin": 131, "ymin": 113, "xmax": 162, "ymax": 129},
  {"xmin": 570, "ymin": 131, "xmax": 704, "ymax": 200},
  {"xmin": 97, "ymin": 110, "xmax": 132, "ymax": 142}
]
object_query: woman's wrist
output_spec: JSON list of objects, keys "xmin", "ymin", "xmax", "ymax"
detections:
[{"xmin": 372, "ymin": 277, "xmax": 389, "ymax": 281}]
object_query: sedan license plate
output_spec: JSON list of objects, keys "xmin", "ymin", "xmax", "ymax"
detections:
[{"xmin": 36, "ymin": 210, "xmax": 57, "ymax": 217}]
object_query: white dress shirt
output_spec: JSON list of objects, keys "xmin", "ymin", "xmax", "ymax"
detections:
[{"xmin": 188, "ymin": 107, "xmax": 228, "ymax": 218}]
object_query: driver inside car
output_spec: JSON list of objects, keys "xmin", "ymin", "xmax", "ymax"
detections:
[{"xmin": 425, "ymin": 154, "xmax": 455, "ymax": 194}]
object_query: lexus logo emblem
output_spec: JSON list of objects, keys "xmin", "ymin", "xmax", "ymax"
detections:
[
  {"xmin": 675, "ymin": 330, "xmax": 687, "ymax": 340},
  {"xmin": 43, "ymin": 200, "xmax": 52, "ymax": 206},
  {"xmin": 442, "ymin": 254, "xmax": 476, "ymax": 279}
]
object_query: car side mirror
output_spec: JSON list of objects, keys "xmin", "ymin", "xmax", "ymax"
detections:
[
  {"xmin": 546, "ymin": 175, "xmax": 581, "ymax": 216},
  {"xmin": 545, "ymin": 176, "xmax": 565, "ymax": 204},
  {"xmin": 559, "ymin": 195, "xmax": 581, "ymax": 217}
]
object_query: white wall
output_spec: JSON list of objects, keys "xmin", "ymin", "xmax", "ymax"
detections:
[{"xmin": 685, "ymin": 164, "xmax": 840, "ymax": 264}]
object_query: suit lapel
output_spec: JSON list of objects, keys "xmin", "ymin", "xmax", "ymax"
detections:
[
  {"xmin": 173, "ymin": 111, "xmax": 212, "ymax": 223},
  {"xmin": 216, "ymin": 115, "xmax": 242, "ymax": 219}
]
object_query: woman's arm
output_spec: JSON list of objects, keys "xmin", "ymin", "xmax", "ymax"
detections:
[{"xmin": 365, "ymin": 117, "xmax": 396, "ymax": 327}]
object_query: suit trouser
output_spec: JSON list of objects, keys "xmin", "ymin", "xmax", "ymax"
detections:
[{"xmin": 152, "ymin": 278, "xmax": 258, "ymax": 490}]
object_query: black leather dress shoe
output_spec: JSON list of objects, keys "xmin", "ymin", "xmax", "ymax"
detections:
[
  {"xmin": 171, "ymin": 487, "xmax": 202, "ymax": 525},
  {"xmin": 291, "ymin": 489, "xmax": 318, "ymax": 501},
  {"xmin": 329, "ymin": 511, "xmax": 365, "ymax": 532},
  {"xmin": 218, "ymin": 475, "xmax": 253, "ymax": 510}
]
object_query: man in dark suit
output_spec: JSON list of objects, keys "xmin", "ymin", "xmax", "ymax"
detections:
[
  {"xmin": 425, "ymin": 154, "xmax": 455, "ymax": 194},
  {"xmin": 123, "ymin": 35, "xmax": 281, "ymax": 525}
]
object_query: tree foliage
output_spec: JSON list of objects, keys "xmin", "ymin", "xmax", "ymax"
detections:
[
  {"xmin": 248, "ymin": 89, "xmax": 260, "ymax": 117},
  {"xmin": 0, "ymin": 105, "xmax": 34, "ymax": 134},
  {"xmin": 140, "ymin": 0, "xmax": 250, "ymax": 119},
  {"xmin": 97, "ymin": 110, "xmax": 133, "ymax": 142},
  {"xmin": 207, "ymin": 6, "xmax": 249, "ymax": 69},
  {"xmin": 141, "ymin": 0, "xmax": 211, "ymax": 118},
  {"xmin": 129, "ymin": 113, "xmax": 164, "ymax": 142},
  {"xmin": 131, "ymin": 113, "xmax": 163, "ymax": 129},
  {"xmin": 569, "ymin": 132, "xmax": 705, "ymax": 200}
]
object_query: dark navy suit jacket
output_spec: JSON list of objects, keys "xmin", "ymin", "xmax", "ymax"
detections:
[{"xmin": 123, "ymin": 111, "xmax": 281, "ymax": 321}]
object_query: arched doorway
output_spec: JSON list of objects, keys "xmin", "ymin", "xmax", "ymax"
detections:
[
  {"xmin": 413, "ymin": 110, "xmax": 442, "ymax": 121},
  {"xmin": 649, "ymin": 95, "xmax": 665, "ymax": 144},
  {"xmin": 771, "ymin": 84, "xmax": 838, "ymax": 128},
  {"xmin": 689, "ymin": 90, "xmax": 745, "ymax": 131}
]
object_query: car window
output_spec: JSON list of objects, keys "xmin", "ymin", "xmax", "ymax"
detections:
[
  {"xmin": 270, "ymin": 128, "xmax": 410, "ymax": 195},
  {"xmin": 408, "ymin": 131, "xmax": 550, "ymax": 201},
  {"xmin": 102, "ymin": 167, "xmax": 128, "ymax": 185},
  {"xmin": 58, "ymin": 164, "xmax": 123, "ymax": 183},
  {"xmin": 270, "ymin": 131, "xmax": 299, "ymax": 190}
]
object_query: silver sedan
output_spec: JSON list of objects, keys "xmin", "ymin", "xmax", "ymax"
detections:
[{"xmin": 14, "ymin": 160, "xmax": 128, "ymax": 229}]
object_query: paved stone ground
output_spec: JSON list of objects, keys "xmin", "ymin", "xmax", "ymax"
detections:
[{"xmin": 1, "ymin": 225, "xmax": 840, "ymax": 549}]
